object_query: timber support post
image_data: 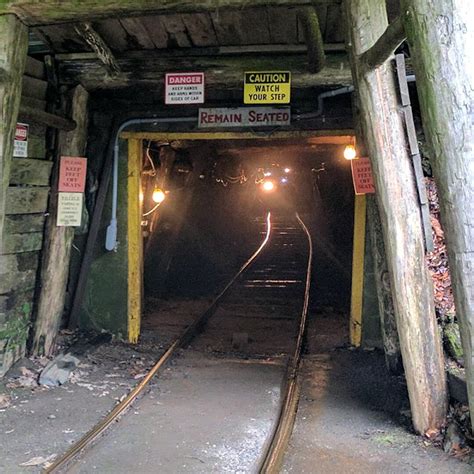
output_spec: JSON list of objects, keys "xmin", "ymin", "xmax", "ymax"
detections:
[
  {"xmin": 345, "ymin": 0, "xmax": 447, "ymax": 434},
  {"xmin": 401, "ymin": 0, "xmax": 474, "ymax": 424},
  {"xmin": 0, "ymin": 14, "xmax": 28, "ymax": 252},
  {"xmin": 32, "ymin": 85, "xmax": 89, "ymax": 356}
]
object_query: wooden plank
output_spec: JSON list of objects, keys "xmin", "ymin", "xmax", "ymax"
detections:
[
  {"xmin": 21, "ymin": 95, "xmax": 46, "ymax": 111},
  {"xmin": 35, "ymin": 24, "xmax": 90, "ymax": 53},
  {"xmin": 238, "ymin": 8, "xmax": 272, "ymax": 45},
  {"xmin": 18, "ymin": 104, "xmax": 76, "ymax": 131},
  {"xmin": 181, "ymin": 13, "xmax": 217, "ymax": 47},
  {"xmin": 27, "ymin": 133, "xmax": 47, "ymax": 159},
  {"xmin": 4, "ymin": 214, "xmax": 46, "ymax": 234},
  {"xmin": 33, "ymin": 85, "xmax": 89, "ymax": 356},
  {"xmin": 346, "ymin": 0, "xmax": 447, "ymax": 434},
  {"xmin": 350, "ymin": 194, "xmax": 366, "ymax": 347},
  {"xmin": 5, "ymin": 1, "xmax": 342, "ymax": 26},
  {"xmin": 21, "ymin": 74, "xmax": 47, "ymax": 100},
  {"xmin": 119, "ymin": 17, "xmax": 155, "ymax": 49},
  {"xmin": 3, "ymin": 232, "xmax": 43, "ymax": 254},
  {"xmin": 127, "ymin": 138, "xmax": 142, "ymax": 343},
  {"xmin": 139, "ymin": 15, "xmax": 169, "ymax": 48},
  {"xmin": 159, "ymin": 14, "xmax": 192, "ymax": 47},
  {"xmin": 211, "ymin": 10, "xmax": 246, "ymax": 44},
  {"xmin": 325, "ymin": 4, "xmax": 344, "ymax": 43},
  {"xmin": 5, "ymin": 187, "xmax": 50, "ymax": 215},
  {"xmin": 9, "ymin": 158, "xmax": 53, "ymax": 186},
  {"xmin": 0, "ymin": 253, "xmax": 39, "ymax": 294},
  {"xmin": 92, "ymin": 19, "xmax": 129, "ymax": 52},
  {"xmin": 0, "ymin": 15, "xmax": 28, "ymax": 252},
  {"xmin": 267, "ymin": 7, "xmax": 298, "ymax": 44},
  {"xmin": 24, "ymin": 55, "xmax": 44, "ymax": 79}
]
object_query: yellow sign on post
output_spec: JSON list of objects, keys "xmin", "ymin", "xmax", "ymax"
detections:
[{"xmin": 244, "ymin": 71, "xmax": 291, "ymax": 104}]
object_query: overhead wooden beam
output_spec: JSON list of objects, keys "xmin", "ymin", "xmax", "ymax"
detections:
[
  {"xmin": 57, "ymin": 53, "xmax": 352, "ymax": 90},
  {"xmin": 18, "ymin": 104, "xmax": 76, "ymax": 131},
  {"xmin": 401, "ymin": 0, "xmax": 474, "ymax": 428},
  {"xmin": 3, "ymin": 1, "xmax": 342, "ymax": 26},
  {"xmin": 298, "ymin": 7, "xmax": 326, "ymax": 73},
  {"xmin": 345, "ymin": 0, "xmax": 447, "ymax": 435},
  {"xmin": 0, "ymin": 15, "xmax": 28, "ymax": 254},
  {"xmin": 360, "ymin": 16, "xmax": 405, "ymax": 70},
  {"xmin": 74, "ymin": 22, "xmax": 120, "ymax": 76}
]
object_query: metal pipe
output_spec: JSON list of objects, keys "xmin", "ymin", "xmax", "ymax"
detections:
[{"xmin": 105, "ymin": 117, "xmax": 196, "ymax": 251}]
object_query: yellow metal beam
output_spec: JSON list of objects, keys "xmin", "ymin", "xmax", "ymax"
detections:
[
  {"xmin": 350, "ymin": 193, "xmax": 366, "ymax": 347},
  {"xmin": 127, "ymin": 138, "xmax": 143, "ymax": 343}
]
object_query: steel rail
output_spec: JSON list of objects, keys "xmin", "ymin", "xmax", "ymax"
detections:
[
  {"xmin": 259, "ymin": 212, "xmax": 313, "ymax": 473},
  {"xmin": 44, "ymin": 211, "xmax": 272, "ymax": 474}
]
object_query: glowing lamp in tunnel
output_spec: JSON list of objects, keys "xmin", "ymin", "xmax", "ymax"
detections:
[
  {"xmin": 284, "ymin": 167, "xmax": 291, "ymax": 173},
  {"xmin": 281, "ymin": 177, "xmax": 288, "ymax": 184},
  {"xmin": 152, "ymin": 188, "xmax": 166, "ymax": 203},
  {"xmin": 343, "ymin": 145, "xmax": 357, "ymax": 160},
  {"xmin": 262, "ymin": 180, "xmax": 275, "ymax": 192}
]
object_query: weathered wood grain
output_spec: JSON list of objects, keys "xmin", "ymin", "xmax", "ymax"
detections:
[
  {"xmin": 21, "ymin": 74, "xmax": 47, "ymax": 100},
  {"xmin": 3, "ymin": 1, "xmax": 342, "ymax": 26},
  {"xmin": 401, "ymin": 0, "xmax": 474, "ymax": 430},
  {"xmin": 160, "ymin": 14, "xmax": 192, "ymax": 47},
  {"xmin": 0, "ymin": 252, "xmax": 39, "ymax": 294},
  {"xmin": 9, "ymin": 158, "xmax": 53, "ymax": 186},
  {"xmin": 119, "ymin": 17, "xmax": 156, "ymax": 49},
  {"xmin": 181, "ymin": 13, "xmax": 217, "ymax": 47},
  {"xmin": 4, "ymin": 214, "xmax": 45, "ymax": 234},
  {"xmin": 267, "ymin": 7, "xmax": 298, "ymax": 44},
  {"xmin": 36, "ymin": 24, "xmax": 89, "ymax": 53},
  {"xmin": 33, "ymin": 85, "xmax": 89, "ymax": 356},
  {"xmin": 5, "ymin": 187, "xmax": 50, "ymax": 215},
  {"xmin": 91, "ymin": 19, "xmax": 129, "ymax": 52},
  {"xmin": 18, "ymin": 104, "xmax": 76, "ymax": 131},
  {"xmin": 139, "ymin": 15, "xmax": 169, "ymax": 48},
  {"xmin": 24, "ymin": 56, "xmax": 45, "ymax": 79},
  {"xmin": 3, "ymin": 232, "xmax": 43, "ymax": 254},
  {"xmin": 346, "ymin": 0, "xmax": 447, "ymax": 434},
  {"xmin": 0, "ymin": 15, "xmax": 28, "ymax": 257}
]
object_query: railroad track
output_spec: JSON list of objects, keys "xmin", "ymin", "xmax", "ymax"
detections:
[{"xmin": 46, "ymin": 211, "xmax": 313, "ymax": 474}]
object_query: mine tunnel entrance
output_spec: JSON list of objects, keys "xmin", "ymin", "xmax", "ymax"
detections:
[{"xmin": 135, "ymin": 134, "xmax": 356, "ymax": 352}]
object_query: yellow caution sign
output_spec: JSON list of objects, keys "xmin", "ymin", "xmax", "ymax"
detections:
[{"xmin": 244, "ymin": 71, "xmax": 291, "ymax": 104}]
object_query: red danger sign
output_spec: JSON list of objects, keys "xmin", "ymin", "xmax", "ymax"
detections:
[
  {"xmin": 15, "ymin": 123, "xmax": 28, "ymax": 141},
  {"xmin": 165, "ymin": 72, "xmax": 205, "ymax": 104},
  {"xmin": 351, "ymin": 157, "xmax": 376, "ymax": 195}
]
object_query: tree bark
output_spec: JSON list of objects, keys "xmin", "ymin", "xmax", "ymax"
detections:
[
  {"xmin": 345, "ymin": 0, "xmax": 447, "ymax": 434},
  {"xmin": 401, "ymin": 0, "xmax": 474, "ymax": 424},
  {"xmin": 0, "ymin": 14, "xmax": 28, "ymax": 253},
  {"xmin": 32, "ymin": 85, "xmax": 89, "ymax": 356}
]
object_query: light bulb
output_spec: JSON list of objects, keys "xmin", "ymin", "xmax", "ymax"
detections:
[
  {"xmin": 152, "ymin": 189, "xmax": 166, "ymax": 203},
  {"xmin": 343, "ymin": 145, "xmax": 357, "ymax": 160}
]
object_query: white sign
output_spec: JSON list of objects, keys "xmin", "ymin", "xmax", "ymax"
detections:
[
  {"xmin": 165, "ymin": 72, "xmax": 205, "ymax": 104},
  {"xmin": 198, "ymin": 107, "xmax": 291, "ymax": 128},
  {"xmin": 14, "ymin": 123, "xmax": 29, "ymax": 157},
  {"xmin": 57, "ymin": 192, "xmax": 83, "ymax": 227}
]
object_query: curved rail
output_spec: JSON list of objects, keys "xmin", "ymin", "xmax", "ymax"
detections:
[
  {"xmin": 259, "ymin": 212, "xmax": 313, "ymax": 473},
  {"xmin": 45, "ymin": 212, "xmax": 272, "ymax": 473}
]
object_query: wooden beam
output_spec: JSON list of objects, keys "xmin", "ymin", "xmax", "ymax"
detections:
[
  {"xmin": 3, "ymin": 1, "xmax": 342, "ymax": 26},
  {"xmin": 360, "ymin": 16, "xmax": 405, "ymax": 70},
  {"xmin": 298, "ymin": 7, "xmax": 326, "ymax": 73},
  {"xmin": 74, "ymin": 22, "xmax": 120, "ymax": 76},
  {"xmin": 345, "ymin": 0, "xmax": 447, "ymax": 434},
  {"xmin": 0, "ymin": 14, "xmax": 28, "ymax": 254},
  {"xmin": 401, "ymin": 0, "xmax": 474, "ymax": 428},
  {"xmin": 57, "ymin": 53, "xmax": 352, "ymax": 90},
  {"xmin": 18, "ymin": 104, "xmax": 76, "ymax": 131},
  {"xmin": 32, "ymin": 85, "xmax": 89, "ymax": 357}
]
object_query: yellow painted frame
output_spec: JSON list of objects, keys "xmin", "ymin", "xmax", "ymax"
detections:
[
  {"xmin": 124, "ymin": 129, "xmax": 356, "ymax": 343},
  {"xmin": 127, "ymin": 138, "xmax": 143, "ymax": 343},
  {"xmin": 350, "ymin": 194, "xmax": 367, "ymax": 347}
]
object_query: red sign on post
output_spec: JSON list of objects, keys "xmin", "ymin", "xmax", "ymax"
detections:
[
  {"xmin": 59, "ymin": 156, "xmax": 87, "ymax": 192},
  {"xmin": 351, "ymin": 157, "xmax": 375, "ymax": 195},
  {"xmin": 165, "ymin": 72, "xmax": 205, "ymax": 104}
]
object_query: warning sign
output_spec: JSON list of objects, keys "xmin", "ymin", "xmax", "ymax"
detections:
[
  {"xmin": 351, "ymin": 157, "xmax": 376, "ymax": 195},
  {"xmin": 165, "ymin": 72, "xmax": 205, "ymax": 104},
  {"xmin": 14, "ymin": 123, "xmax": 29, "ymax": 157},
  {"xmin": 244, "ymin": 71, "xmax": 291, "ymax": 104},
  {"xmin": 198, "ymin": 107, "xmax": 290, "ymax": 128},
  {"xmin": 57, "ymin": 192, "xmax": 83, "ymax": 227},
  {"xmin": 59, "ymin": 157, "xmax": 87, "ymax": 193}
]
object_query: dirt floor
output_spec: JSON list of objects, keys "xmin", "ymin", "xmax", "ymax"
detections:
[{"xmin": 0, "ymin": 299, "xmax": 472, "ymax": 473}]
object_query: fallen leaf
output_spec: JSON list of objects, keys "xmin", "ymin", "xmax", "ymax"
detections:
[{"xmin": 19, "ymin": 454, "xmax": 56, "ymax": 467}]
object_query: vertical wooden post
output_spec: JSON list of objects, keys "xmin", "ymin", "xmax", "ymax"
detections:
[
  {"xmin": 127, "ymin": 138, "xmax": 143, "ymax": 343},
  {"xmin": 366, "ymin": 196, "xmax": 402, "ymax": 374},
  {"xmin": 0, "ymin": 14, "xmax": 28, "ymax": 252},
  {"xmin": 350, "ymin": 194, "xmax": 366, "ymax": 347},
  {"xmin": 401, "ymin": 0, "xmax": 474, "ymax": 426},
  {"xmin": 32, "ymin": 86, "xmax": 89, "ymax": 356},
  {"xmin": 345, "ymin": 0, "xmax": 447, "ymax": 434}
]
